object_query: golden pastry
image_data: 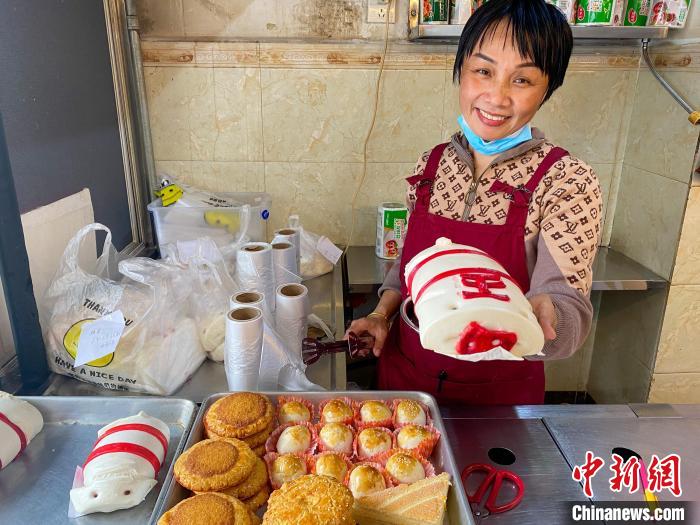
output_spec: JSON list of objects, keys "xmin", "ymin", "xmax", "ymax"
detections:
[
  {"xmin": 243, "ymin": 484, "xmax": 270, "ymax": 512},
  {"xmin": 318, "ymin": 423, "xmax": 353, "ymax": 455},
  {"xmin": 348, "ymin": 464, "xmax": 387, "ymax": 499},
  {"xmin": 157, "ymin": 492, "xmax": 252, "ymax": 525},
  {"xmin": 275, "ymin": 425, "xmax": 312, "ymax": 454},
  {"xmin": 174, "ymin": 438, "xmax": 256, "ymax": 492},
  {"xmin": 321, "ymin": 399, "xmax": 353, "ymax": 424},
  {"xmin": 359, "ymin": 400, "xmax": 392, "ymax": 424},
  {"xmin": 252, "ymin": 443, "xmax": 265, "ymax": 457},
  {"xmin": 269, "ymin": 454, "xmax": 307, "ymax": 488},
  {"xmin": 396, "ymin": 424, "xmax": 433, "ymax": 450},
  {"xmin": 357, "ymin": 427, "xmax": 393, "ymax": 459},
  {"xmin": 196, "ymin": 457, "xmax": 267, "ymax": 500},
  {"xmin": 394, "ymin": 399, "xmax": 427, "ymax": 426},
  {"xmin": 205, "ymin": 393, "xmax": 274, "ymax": 439},
  {"xmin": 263, "ymin": 475, "xmax": 354, "ymax": 525},
  {"xmin": 278, "ymin": 400, "xmax": 311, "ymax": 424},
  {"xmin": 249, "ymin": 511, "xmax": 262, "ymax": 525},
  {"xmin": 313, "ymin": 453, "xmax": 349, "ymax": 483},
  {"xmin": 243, "ymin": 420, "xmax": 275, "ymax": 448},
  {"xmin": 385, "ymin": 452, "xmax": 426, "ymax": 484}
]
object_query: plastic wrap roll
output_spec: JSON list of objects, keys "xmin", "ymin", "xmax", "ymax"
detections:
[
  {"xmin": 271, "ymin": 241, "xmax": 299, "ymax": 289},
  {"xmin": 224, "ymin": 307, "xmax": 264, "ymax": 391},
  {"xmin": 273, "ymin": 228, "xmax": 301, "ymax": 268},
  {"xmin": 230, "ymin": 291, "xmax": 267, "ymax": 314},
  {"xmin": 274, "ymin": 284, "xmax": 310, "ymax": 360},
  {"xmin": 235, "ymin": 242, "xmax": 275, "ymax": 312}
]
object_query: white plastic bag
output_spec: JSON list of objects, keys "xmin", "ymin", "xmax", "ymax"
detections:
[
  {"xmin": 161, "ymin": 238, "xmax": 238, "ymax": 362},
  {"xmin": 283, "ymin": 215, "xmax": 335, "ymax": 281},
  {"xmin": 41, "ymin": 224, "xmax": 206, "ymax": 395}
]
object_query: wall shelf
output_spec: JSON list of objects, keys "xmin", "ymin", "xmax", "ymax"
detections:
[{"xmin": 409, "ymin": 24, "xmax": 669, "ymax": 42}]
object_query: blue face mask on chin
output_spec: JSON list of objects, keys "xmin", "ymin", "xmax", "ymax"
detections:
[{"xmin": 458, "ymin": 114, "xmax": 532, "ymax": 156}]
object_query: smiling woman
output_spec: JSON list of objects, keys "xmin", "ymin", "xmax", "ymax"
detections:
[{"xmin": 346, "ymin": 0, "xmax": 603, "ymax": 406}]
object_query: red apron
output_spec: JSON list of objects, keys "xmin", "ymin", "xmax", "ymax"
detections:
[{"xmin": 377, "ymin": 143, "xmax": 568, "ymax": 405}]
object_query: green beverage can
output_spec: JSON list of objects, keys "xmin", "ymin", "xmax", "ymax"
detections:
[
  {"xmin": 624, "ymin": 0, "xmax": 651, "ymax": 25},
  {"xmin": 575, "ymin": 0, "xmax": 624, "ymax": 25},
  {"xmin": 421, "ymin": 0, "xmax": 449, "ymax": 23}
]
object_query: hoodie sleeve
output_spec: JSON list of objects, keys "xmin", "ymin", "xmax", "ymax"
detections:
[{"xmin": 526, "ymin": 156, "xmax": 603, "ymax": 360}]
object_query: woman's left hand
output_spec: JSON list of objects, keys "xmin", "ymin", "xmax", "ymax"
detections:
[{"xmin": 528, "ymin": 294, "xmax": 557, "ymax": 341}]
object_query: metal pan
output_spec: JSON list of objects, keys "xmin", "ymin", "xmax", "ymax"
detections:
[
  {"xmin": 154, "ymin": 391, "xmax": 474, "ymax": 525},
  {"xmin": 0, "ymin": 396, "xmax": 197, "ymax": 525}
]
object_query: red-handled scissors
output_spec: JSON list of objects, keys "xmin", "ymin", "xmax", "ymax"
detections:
[{"xmin": 461, "ymin": 463, "xmax": 525, "ymax": 522}]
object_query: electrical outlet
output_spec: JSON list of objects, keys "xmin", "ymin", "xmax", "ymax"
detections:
[{"xmin": 367, "ymin": 0, "xmax": 396, "ymax": 23}]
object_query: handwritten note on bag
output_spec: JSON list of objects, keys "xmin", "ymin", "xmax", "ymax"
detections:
[{"xmin": 74, "ymin": 310, "xmax": 126, "ymax": 367}]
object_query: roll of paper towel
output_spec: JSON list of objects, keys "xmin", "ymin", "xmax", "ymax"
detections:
[
  {"xmin": 235, "ymin": 242, "xmax": 275, "ymax": 312},
  {"xmin": 224, "ymin": 307, "xmax": 264, "ymax": 391},
  {"xmin": 274, "ymin": 284, "xmax": 309, "ymax": 360}
]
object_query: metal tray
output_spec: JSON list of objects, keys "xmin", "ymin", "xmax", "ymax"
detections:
[
  {"xmin": 154, "ymin": 391, "xmax": 474, "ymax": 525},
  {"xmin": 0, "ymin": 396, "xmax": 197, "ymax": 525}
]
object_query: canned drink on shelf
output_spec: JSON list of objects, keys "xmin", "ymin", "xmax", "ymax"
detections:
[
  {"xmin": 575, "ymin": 0, "xmax": 624, "ymax": 25},
  {"xmin": 624, "ymin": 0, "xmax": 652, "ymax": 25},
  {"xmin": 376, "ymin": 203, "xmax": 408, "ymax": 260},
  {"xmin": 648, "ymin": 0, "xmax": 692, "ymax": 27},
  {"xmin": 450, "ymin": 0, "xmax": 473, "ymax": 24},
  {"xmin": 421, "ymin": 0, "xmax": 449, "ymax": 23},
  {"xmin": 547, "ymin": 0, "xmax": 577, "ymax": 23}
]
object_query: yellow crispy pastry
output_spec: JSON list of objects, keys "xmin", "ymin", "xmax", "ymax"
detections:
[
  {"xmin": 360, "ymin": 401, "xmax": 392, "ymax": 423},
  {"xmin": 205, "ymin": 393, "xmax": 274, "ymax": 439},
  {"xmin": 252, "ymin": 443, "xmax": 266, "ymax": 457},
  {"xmin": 385, "ymin": 452, "xmax": 426, "ymax": 484},
  {"xmin": 175, "ymin": 438, "xmax": 256, "ymax": 492},
  {"xmin": 249, "ymin": 511, "xmax": 262, "ymax": 525},
  {"xmin": 270, "ymin": 454, "xmax": 307, "ymax": 487},
  {"xmin": 396, "ymin": 424, "xmax": 433, "ymax": 450},
  {"xmin": 278, "ymin": 400, "xmax": 311, "ymax": 424},
  {"xmin": 357, "ymin": 428, "xmax": 392, "ymax": 458},
  {"xmin": 195, "ymin": 457, "xmax": 268, "ymax": 500},
  {"xmin": 348, "ymin": 464, "xmax": 386, "ymax": 499},
  {"xmin": 157, "ymin": 492, "xmax": 252, "ymax": 525},
  {"xmin": 263, "ymin": 475, "xmax": 354, "ymax": 525},
  {"xmin": 321, "ymin": 399, "xmax": 353, "ymax": 424},
  {"xmin": 314, "ymin": 453, "xmax": 349, "ymax": 483},
  {"xmin": 243, "ymin": 485, "xmax": 270, "ymax": 512},
  {"xmin": 242, "ymin": 420, "xmax": 275, "ymax": 447}
]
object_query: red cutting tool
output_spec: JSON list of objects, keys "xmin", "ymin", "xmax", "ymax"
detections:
[{"xmin": 461, "ymin": 463, "xmax": 525, "ymax": 522}]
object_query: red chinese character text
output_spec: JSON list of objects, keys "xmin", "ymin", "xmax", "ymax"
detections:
[
  {"xmin": 648, "ymin": 454, "xmax": 682, "ymax": 497},
  {"xmin": 609, "ymin": 454, "xmax": 641, "ymax": 494},
  {"xmin": 460, "ymin": 269, "xmax": 509, "ymax": 302},
  {"xmin": 572, "ymin": 451, "xmax": 605, "ymax": 498}
]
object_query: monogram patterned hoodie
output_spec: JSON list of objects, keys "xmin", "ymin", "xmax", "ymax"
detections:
[{"xmin": 379, "ymin": 129, "xmax": 603, "ymax": 360}]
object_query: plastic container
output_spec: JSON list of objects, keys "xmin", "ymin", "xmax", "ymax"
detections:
[{"xmin": 148, "ymin": 192, "xmax": 271, "ymax": 247}]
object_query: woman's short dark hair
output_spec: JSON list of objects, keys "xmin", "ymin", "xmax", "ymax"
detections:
[{"xmin": 453, "ymin": 0, "xmax": 573, "ymax": 102}]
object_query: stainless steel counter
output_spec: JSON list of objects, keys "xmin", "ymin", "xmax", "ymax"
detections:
[
  {"xmin": 41, "ymin": 263, "xmax": 346, "ymax": 402},
  {"xmin": 346, "ymin": 246, "xmax": 667, "ymax": 292}
]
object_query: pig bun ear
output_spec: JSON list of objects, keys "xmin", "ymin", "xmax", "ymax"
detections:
[{"xmin": 70, "ymin": 478, "xmax": 157, "ymax": 517}]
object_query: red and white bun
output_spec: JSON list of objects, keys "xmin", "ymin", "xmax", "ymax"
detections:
[
  {"xmin": 264, "ymin": 452, "xmax": 309, "ymax": 490},
  {"xmin": 265, "ymin": 421, "xmax": 317, "ymax": 455},
  {"xmin": 276, "ymin": 396, "xmax": 313, "ymax": 425},
  {"xmin": 354, "ymin": 427, "xmax": 393, "ymax": 460},
  {"xmin": 376, "ymin": 449, "xmax": 436, "ymax": 486},
  {"xmin": 354, "ymin": 400, "xmax": 393, "ymax": 431},
  {"xmin": 391, "ymin": 399, "xmax": 431, "ymax": 428},
  {"xmin": 344, "ymin": 462, "xmax": 392, "ymax": 498},
  {"xmin": 307, "ymin": 452, "xmax": 353, "ymax": 484},
  {"xmin": 317, "ymin": 422, "xmax": 354, "ymax": 456},
  {"xmin": 319, "ymin": 397, "xmax": 355, "ymax": 426},
  {"xmin": 393, "ymin": 424, "xmax": 440, "ymax": 458}
]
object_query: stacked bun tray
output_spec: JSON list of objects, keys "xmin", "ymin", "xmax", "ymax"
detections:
[
  {"xmin": 0, "ymin": 396, "xmax": 197, "ymax": 525},
  {"xmin": 153, "ymin": 391, "xmax": 475, "ymax": 525}
]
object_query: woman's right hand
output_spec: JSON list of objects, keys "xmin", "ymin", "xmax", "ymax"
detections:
[{"xmin": 344, "ymin": 314, "xmax": 389, "ymax": 358}]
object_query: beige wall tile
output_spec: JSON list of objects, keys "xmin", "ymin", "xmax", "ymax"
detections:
[
  {"xmin": 601, "ymin": 162, "xmax": 624, "ymax": 247},
  {"xmin": 261, "ymin": 68, "xmax": 376, "ymax": 162},
  {"xmin": 212, "ymin": 69, "xmax": 264, "ymax": 161},
  {"xmin": 648, "ymin": 373, "xmax": 700, "ymax": 403},
  {"xmin": 672, "ymin": 187, "xmax": 700, "ymax": 284},
  {"xmin": 655, "ymin": 285, "xmax": 700, "ymax": 373},
  {"xmin": 590, "ymin": 163, "xmax": 614, "ymax": 231},
  {"xmin": 624, "ymin": 70, "xmax": 700, "ymax": 183},
  {"xmin": 533, "ymin": 70, "xmax": 635, "ymax": 164},
  {"xmin": 145, "ymin": 67, "xmax": 195, "ymax": 161},
  {"xmin": 155, "ymin": 160, "xmax": 265, "ymax": 192},
  {"xmin": 610, "ymin": 165, "xmax": 688, "ymax": 279},
  {"xmin": 182, "ymin": 0, "xmax": 282, "ymax": 39},
  {"xmin": 145, "ymin": 67, "xmax": 263, "ymax": 163},
  {"xmin": 136, "ymin": 0, "xmax": 184, "ymax": 37},
  {"xmin": 367, "ymin": 69, "xmax": 445, "ymax": 162}
]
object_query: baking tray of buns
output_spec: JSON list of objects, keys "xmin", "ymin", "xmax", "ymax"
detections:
[
  {"xmin": 153, "ymin": 391, "xmax": 474, "ymax": 525},
  {"xmin": 0, "ymin": 396, "xmax": 197, "ymax": 525}
]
